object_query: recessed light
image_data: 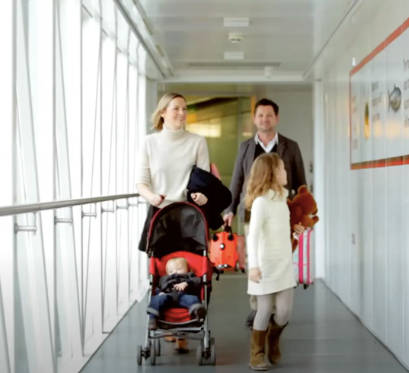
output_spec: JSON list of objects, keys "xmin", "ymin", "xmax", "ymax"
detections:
[{"xmin": 223, "ymin": 17, "xmax": 249, "ymax": 28}]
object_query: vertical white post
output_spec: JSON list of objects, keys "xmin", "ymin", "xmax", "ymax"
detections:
[{"xmin": 313, "ymin": 81, "xmax": 326, "ymax": 279}]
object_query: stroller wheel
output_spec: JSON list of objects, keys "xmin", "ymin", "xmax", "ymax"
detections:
[
  {"xmin": 150, "ymin": 341, "xmax": 156, "ymax": 366},
  {"xmin": 154, "ymin": 339, "xmax": 161, "ymax": 356},
  {"xmin": 196, "ymin": 338, "xmax": 216, "ymax": 365},
  {"xmin": 137, "ymin": 345, "xmax": 143, "ymax": 366},
  {"xmin": 196, "ymin": 343, "xmax": 204, "ymax": 365},
  {"xmin": 208, "ymin": 338, "xmax": 216, "ymax": 365}
]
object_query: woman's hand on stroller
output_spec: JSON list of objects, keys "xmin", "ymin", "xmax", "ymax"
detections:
[
  {"xmin": 190, "ymin": 192, "xmax": 208, "ymax": 206},
  {"xmin": 148, "ymin": 193, "xmax": 166, "ymax": 207},
  {"xmin": 136, "ymin": 184, "xmax": 165, "ymax": 207},
  {"xmin": 173, "ymin": 281, "xmax": 188, "ymax": 291},
  {"xmin": 249, "ymin": 267, "xmax": 262, "ymax": 283}
]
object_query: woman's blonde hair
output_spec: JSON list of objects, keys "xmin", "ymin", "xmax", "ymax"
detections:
[
  {"xmin": 245, "ymin": 153, "xmax": 285, "ymax": 210},
  {"xmin": 151, "ymin": 92, "xmax": 186, "ymax": 130}
]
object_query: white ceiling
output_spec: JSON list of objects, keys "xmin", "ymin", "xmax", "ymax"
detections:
[{"xmin": 137, "ymin": 0, "xmax": 357, "ymax": 83}]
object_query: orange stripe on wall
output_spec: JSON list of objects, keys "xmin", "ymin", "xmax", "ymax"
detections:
[
  {"xmin": 350, "ymin": 155, "xmax": 409, "ymax": 170},
  {"xmin": 350, "ymin": 16, "xmax": 409, "ymax": 76}
]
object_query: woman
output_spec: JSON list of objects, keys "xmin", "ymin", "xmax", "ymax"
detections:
[{"xmin": 136, "ymin": 92, "xmax": 210, "ymax": 352}]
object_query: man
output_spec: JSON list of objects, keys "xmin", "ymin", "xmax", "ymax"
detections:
[
  {"xmin": 223, "ymin": 98, "xmax": 306, "ymax": 227},
  {"xmin": 223, "ymin": 98, "xmax": 307, "ymax": 330}
]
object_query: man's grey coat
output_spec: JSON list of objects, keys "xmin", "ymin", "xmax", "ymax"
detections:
[{"xmin": 227, "ymin": 133, "xmax": 306, "ymax": 221}]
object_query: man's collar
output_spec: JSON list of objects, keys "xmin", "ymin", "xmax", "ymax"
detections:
[{"xmin": 254, "ymin": 132, "xmax": 278, "ymax": 152}]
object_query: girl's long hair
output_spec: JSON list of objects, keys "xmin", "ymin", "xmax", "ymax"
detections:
[
  {"xmin": 151, "ymin": 92, "xmax": 186, "ymax": 130},
  {"xmin": 245, "ymin": 152, "xmax": 285, "ymax": 210}
]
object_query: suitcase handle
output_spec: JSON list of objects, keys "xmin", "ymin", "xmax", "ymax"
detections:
[{"xmin": 223, "ymin": 225, "xmax": 235, "ymax": 241}]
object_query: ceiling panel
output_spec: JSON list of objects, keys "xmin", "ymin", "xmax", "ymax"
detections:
[{"xmin": 137, "ymin": 0, "xmax": 354, "ymax": 82}]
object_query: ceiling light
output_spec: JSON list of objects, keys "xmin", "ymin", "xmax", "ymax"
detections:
[
  {"xmin": 264, "ymin": 65, "xmax": 279, "ymax": 78},
  {"xmin": 228, "ymin": 32, "xmax": 244, "ymax": 43},
  {"xmin": 224, "ymin": 51, "xmax": 244, "ymax": 60},
  {"xmin": 223, "ymin": 17, "xmax": 249, "ymax": 28}
]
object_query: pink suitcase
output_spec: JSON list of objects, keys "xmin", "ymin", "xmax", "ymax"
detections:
[{"xmin": 293, "ymin": 229, "xmax": 313, "ymax": 289}]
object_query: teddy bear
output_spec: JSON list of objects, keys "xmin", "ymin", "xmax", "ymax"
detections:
[{"xmin": 287, "ymin": 185, "xmax": 319, "ymax": 251}]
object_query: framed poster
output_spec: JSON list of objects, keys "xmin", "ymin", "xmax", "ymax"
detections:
[{"xmin": 349, "ymin": 18, "xmax": 409, "ymax": 169}]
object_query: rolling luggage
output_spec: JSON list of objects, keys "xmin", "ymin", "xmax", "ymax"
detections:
[
  {"xmin": 293, "ymin": 228, "xmax": 313, "ymax": 288},
  {"xmin": 209, "ymin": 226, "xmax": 245, "ymax": 272}
]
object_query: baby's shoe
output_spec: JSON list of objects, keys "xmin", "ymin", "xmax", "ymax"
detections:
[{"xmin": 194, "ymin": 305, "xmax": 207, "ymax": 319}]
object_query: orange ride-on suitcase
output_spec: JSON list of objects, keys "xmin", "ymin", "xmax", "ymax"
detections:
[{"xmin": 209, "ymin": 226, "xmax": 245, "ymax": 272}]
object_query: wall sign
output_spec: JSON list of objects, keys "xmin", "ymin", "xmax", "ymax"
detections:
[{"xmin": 350, "ymin": 18, "xmax": 409, "ymax": 169}]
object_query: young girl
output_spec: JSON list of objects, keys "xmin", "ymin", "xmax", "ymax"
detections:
[{"xmin": 245, "ymin": 153, "xmax": 303, "ymax": 370}]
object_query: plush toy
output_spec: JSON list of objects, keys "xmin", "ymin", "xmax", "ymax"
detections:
[{"xmin": 287, "ymin": 185, "xmax": 319, "ymax": 251}]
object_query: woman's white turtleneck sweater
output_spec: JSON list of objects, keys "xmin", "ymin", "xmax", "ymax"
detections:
[{"xmin": 136, "ymin": 127, "xmax": 210, "ymax": 208}]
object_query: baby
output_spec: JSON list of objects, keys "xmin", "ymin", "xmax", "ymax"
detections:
[{"xmin": 147, "ymin": 257, "xmax": 206, "ymax": 330}]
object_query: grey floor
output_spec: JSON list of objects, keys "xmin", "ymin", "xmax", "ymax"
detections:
[{"xmin": 81, "ymin": 274, "xmax": 408, "ymax": 372}]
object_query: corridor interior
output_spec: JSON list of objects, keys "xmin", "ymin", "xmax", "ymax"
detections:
[{"xmin": 82, "ymin": 273, "xmax": 407, "ymax": 373}]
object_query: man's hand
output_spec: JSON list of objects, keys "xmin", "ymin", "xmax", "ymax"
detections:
[
  {"xmin": 173, "ymin": 282, "xmax": 188, "ymax": 291},
  {"xmin": 191, "ymin": 192, "xmax": 208, "ymax": 206},
  {"xmin": 249, "ymin": 267, "xmax": 262, "ymax": 283},
  {"xmin": 223, "ymin": 212, "xmax": 234, "ymax": 227}
]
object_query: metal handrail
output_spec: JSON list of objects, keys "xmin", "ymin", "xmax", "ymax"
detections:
[{"xmin": 0, "ymin": 193, "xmax": 140, "ymax": 217}]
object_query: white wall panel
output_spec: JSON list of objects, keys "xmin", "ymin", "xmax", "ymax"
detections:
[
  {"xmin": 404, "ymin": 164, "xmax": 409, "ymax": 362},
  {"xmin": 385, "ymin": 167, "xmax": 404, "ymax": 355},
  {"xmin": 372, "ymin": 167, "xmax": 387, "ymax": 341},
  {"xmin": 0, "ymin": 0, "xmax": 155, "ymax": 371},
  {"xmin": 316, "ymin": 0, "xmax": 409, "ymax": 368},
  {"xmin": 0, "ymin": 1, "xmax": 14, "ymax": 372}
]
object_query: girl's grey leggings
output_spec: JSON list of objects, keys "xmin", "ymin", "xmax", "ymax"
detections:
[{"xmin": 253, "ymin": 287, "xmax": 294, "ymax": 331}]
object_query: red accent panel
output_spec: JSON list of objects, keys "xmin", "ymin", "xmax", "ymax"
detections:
[{"xmin": 162, "ymin": 308, "xmax": 191, "ymax": 323}]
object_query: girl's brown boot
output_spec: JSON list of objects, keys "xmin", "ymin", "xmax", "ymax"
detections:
[
  {"xmin": 266, "ymin": 319, "xmax": 287, "ymax": 364},
  {"xmin": 249, "ymin": 329, "xmax": 268, "ymax": 371}
]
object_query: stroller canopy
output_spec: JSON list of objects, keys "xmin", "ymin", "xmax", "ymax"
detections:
[{"xmin": 146, "ymin": 202, "xmax": 208, "ymax": 258}]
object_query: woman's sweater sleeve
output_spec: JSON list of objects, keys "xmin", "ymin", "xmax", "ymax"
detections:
[
  {"xmin": 247, "ymin": 197, "xmax": 265, "ymax": 269},
  {"xmin": 135, "ymin": 141, "xmax": 151, "ymax": 185},
  {"xmin": 196, "ymin": 136, "xmax": 210, "ymax": 172}
]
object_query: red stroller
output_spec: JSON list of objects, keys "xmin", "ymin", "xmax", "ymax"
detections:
[{"xmin": 137, "ymin": 202, "xmax": 216, "ymax": 366}]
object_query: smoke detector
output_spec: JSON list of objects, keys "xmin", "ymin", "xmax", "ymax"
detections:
[{"xmin": 228, "ymin": 32, "xmax": 244, "ymax": 44}]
